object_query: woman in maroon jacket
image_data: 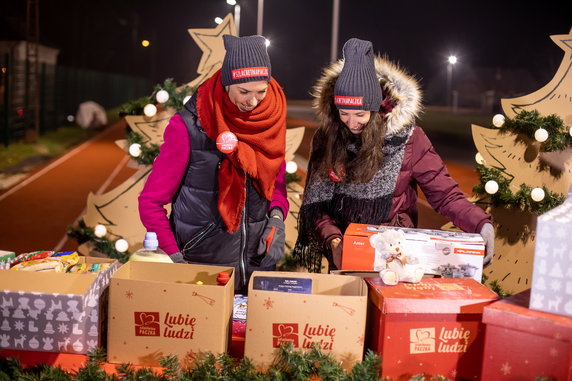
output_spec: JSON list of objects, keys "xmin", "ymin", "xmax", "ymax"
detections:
[{"xmin": 293, "ymin": 38, "xmax": 494, "ymax": 272}]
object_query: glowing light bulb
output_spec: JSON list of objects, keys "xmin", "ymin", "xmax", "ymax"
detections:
[
  {"xmin": 155, "ymin": 89, "xmax": 169, "ymax": 104},
  {"xmin": 143, "ymin": 104, "xmax": 157, "ymax": 117},
  {"xmin": 183, "ymin": 95, "xmax": 191, "ymax": 104},
  {"xmin": 115, "ymin": 239, "xmax": 129, "ymax": 253},
  {"xmin": 475, "ymin": 152, "xmax": 485, "ymax": 165},
  {"xmin": 129, "ymin": 143, "xmax": 142, "ymax": 157},
  {"xmin": 286, "ymin": 161, "xmax": 298, "ymax": 174},
  {"xmin": 485, "ymin": 180, "xmax": 499, "ymax": 195},
  {"xmin": 534, "ymin": 128, "xmax": 548, "ymax": 142},
  {"xmin": 265, "ymin": 39, "xmax": 270, "ymax": 47},
  {"xmin": 67, "ymin": 115, "xmax": 75, "ymax": 122},
  {"xmin": 215, "ymin": 17, "xmax": 223, "ymax": 24},
  {"xmin": 492, "ymin": 114, "xmax": 505, "ymax": 128},
  {"xmin": 531, "ymin": 187, "xmax": 545, "ymax": 202},
  {"xmin": 94, "ymin": 224, "xmax": 107, "ymax": 238}
]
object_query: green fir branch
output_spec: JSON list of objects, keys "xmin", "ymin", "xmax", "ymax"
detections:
[
  {"xmin": 127, "ymin": 130, "xmax": 161, "ymax": 165},
  {"xmin": 67, "ymin": 220, "xmax": 130, "ymax": 263},
  {"xmin": 473, "ymin": 165, "xmax": 565, "ymax": 215},
  {"xmin": 152, "ymin": 78, "xmax": 195, "ymax": 111},
  {"xmin": 495, "ymin": 110, "xmax": 572, "ymax": 152}
]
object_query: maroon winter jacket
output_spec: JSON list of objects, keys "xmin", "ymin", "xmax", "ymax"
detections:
[{"xmin": 315, "ymin": 125, "xmax": 492, "ymax": 246}]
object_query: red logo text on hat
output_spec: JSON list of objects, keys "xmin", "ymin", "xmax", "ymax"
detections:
[
  {"xmin": 232, "ymin": 67, "xmax": 269, "ymax": 80},
  {"xmin": 334, "ymin": 96, "xmax": 363, "ymax": 106}
]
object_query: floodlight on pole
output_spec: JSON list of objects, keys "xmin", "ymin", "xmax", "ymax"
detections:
[{"xmin": 446, "ymin": 55, "xmax": 457, "ymax": 108}]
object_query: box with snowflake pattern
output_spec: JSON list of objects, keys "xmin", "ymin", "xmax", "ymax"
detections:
[
  {"xmin": 244, "ymin": 271, "xmax": 368, "ymax": 371},
  {"xmin": 365, "ymin": 277, "xmax": 498, "ymax": 380},
  {"xmin": 0, "ymin": 257, "xmax": 118, "ymax": 354},
  {"xmin": 481, "ymin": 288, "xmax": 572, "ymax": 380},
  {"xmin": 530, "ymin": 185, "xmax": 572, "ymax": 317}
]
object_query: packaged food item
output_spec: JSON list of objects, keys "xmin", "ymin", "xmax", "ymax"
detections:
[{"xmin": 10, "ymin": 251, "xmax": 80, "ymax": 272}]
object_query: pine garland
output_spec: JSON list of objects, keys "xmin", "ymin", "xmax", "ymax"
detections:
[
  {"xmin": 119, "ymin": 78, "xmax": 194, "ymax": 117},
  {"xmin": 67, "ymin": 220, "xmax": 130, "ymax": 263},
  {"xmin": 495, "ymin": 110, "xmax": 572, "ymax": 152},
  {"xmin": 473, "ymin": 165, "xmax": 565, "ymax": 215},
  {"xmin": 126, "ymin": 130, "xmax": 161, "ymax": 166}
]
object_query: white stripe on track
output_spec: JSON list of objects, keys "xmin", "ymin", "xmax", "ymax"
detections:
[{"xmin": 0, "ymin": 125, "xmax": 121, "ymax": 202}]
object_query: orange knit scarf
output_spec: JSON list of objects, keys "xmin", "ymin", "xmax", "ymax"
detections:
[{"xmin": 196, "ymin": 70, "xmax": 287, "ymax": 232}]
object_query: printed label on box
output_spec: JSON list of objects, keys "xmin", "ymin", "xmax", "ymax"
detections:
[
  {"xmin": 131, "ymin": 311, "xmax": 197, "ymax": 340},
  {"xmin": 271, "ymin": 322, "xmax": 336, "ymax": 350},
  {"xmin": 253, "ymin": 276, "xmax": 312, "ymax": 294}
]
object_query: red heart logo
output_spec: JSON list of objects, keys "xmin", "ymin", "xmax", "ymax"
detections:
[
  {"xmin": 140, "ymin": 313, "xmax": 156, "ymax": 326},
  {"xmin": 416, "ymin": 329, "xmax": 430, "ymax": 342},
  {"xmin": 277, "ymin": 324, "xmax": 294, "ymax": 337}
]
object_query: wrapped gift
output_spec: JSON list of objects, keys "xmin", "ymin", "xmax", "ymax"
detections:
[
  {"xmin": 0, "ymin": 256, "xmax": 118, "ymax": 354},
  {"xmin": 530, "ymin": 185, "xmax": 572, "ymax": 317},
  {"xmin": 481, "ymin": 289, "xmax": 572, "ymax": 380},
  {"xmin": 365, "ymin": 277, "xmax": 498, "ymax": 380}
]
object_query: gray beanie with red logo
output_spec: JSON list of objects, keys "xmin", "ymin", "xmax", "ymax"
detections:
[
  {"xmin": 221, "ymin": 35, "xmax": 271, "ymax": 86},
  {"xmin": 334, "ymin": 38, "xmax": 382, "ymax": 111}
]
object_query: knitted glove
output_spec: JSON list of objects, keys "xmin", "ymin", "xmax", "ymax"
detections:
[
  {"xmin": 256, "ymin": 210, "xmax": 286, "ymax": 268},
  {"xmin": 480, "ymin": 223, "xmax": 495, "ymax": 267},
  {"xmin": 170, "ymin": 252, "xmax": 187, "ymax": 264}
]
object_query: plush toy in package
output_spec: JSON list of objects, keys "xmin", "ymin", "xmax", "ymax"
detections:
[{"xmin": 342, "ymin": 224, "xmax": 485, "ymax": 282}]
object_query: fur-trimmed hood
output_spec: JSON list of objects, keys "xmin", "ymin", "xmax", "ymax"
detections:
[{"xmin": 312, "ymin": 55, "xmax": 423, "ymax": 135}]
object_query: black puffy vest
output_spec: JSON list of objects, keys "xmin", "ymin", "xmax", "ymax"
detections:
[{"xmin": 170, "ymin": 96, "xmax": 273, "ymax": 290}]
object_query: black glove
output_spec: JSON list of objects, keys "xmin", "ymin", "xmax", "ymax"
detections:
[
  {"xmin": 170, "ymin": 252, "xmax": 187, "ymax": 264},
  {"xmin": 256, "ymin": 213, "xmax": 286, "ymax": 268}
]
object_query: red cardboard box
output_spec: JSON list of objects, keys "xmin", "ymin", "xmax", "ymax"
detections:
[
  {"xmin": 481, "ymin": 289, "xmax": 572, "ymax": 380},
  {"xmin": 366, "ymin": 278, "xmax": 498, "ymax": 380}
]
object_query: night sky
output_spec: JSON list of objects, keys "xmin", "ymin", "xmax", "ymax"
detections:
[{"xmin": 1, "ymin": 0, "xmax": 570, "ymax": 99}]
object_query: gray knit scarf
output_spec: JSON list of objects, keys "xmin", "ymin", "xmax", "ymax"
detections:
[{"xmin": 293, "ymin": 124, "xmax": 413, "ymax": 272}]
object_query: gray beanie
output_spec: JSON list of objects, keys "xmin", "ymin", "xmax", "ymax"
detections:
[
  {"xmin": 221, "ymin": 35, "xmax": 271, "ymax": 86},
  {"xmin": 334, "ymin": 38, "xmax": 382, "ymax": 111}
]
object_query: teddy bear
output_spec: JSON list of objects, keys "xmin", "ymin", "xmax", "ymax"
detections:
[{"xmin": 369, "ymin": 228, "xmax": 425, "ymax": 285}]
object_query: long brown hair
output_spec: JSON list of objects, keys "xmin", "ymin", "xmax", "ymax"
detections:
[{"xmin": 310, "ymin": 109, "xmax": 387, "ymax": 183}]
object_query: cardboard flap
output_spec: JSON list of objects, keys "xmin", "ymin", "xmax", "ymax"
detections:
[
  {"xmin": 483, "ymin": 289, "xmax": 572, "ymax": 342},
  {"xmin": 366, "ymin": 278, "xmax": 498, "ymax": 314}
]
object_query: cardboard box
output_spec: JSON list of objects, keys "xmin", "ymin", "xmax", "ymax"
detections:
[
  {"xmin": 244, "ymin": 271, "xmax": 367, "ymax": 370},
  {"xmin": 481, "ymin": 288, "xmax": 572, "ymax": 380},
  {"xmin": 0, "ymin": 256, "xmax": 119, "ymax": 354},
  {"xmin": 530, "ymin": 186, "xmax": 572, "ymax": 317},
  {"xmin": 342, "ymin": 223, "xmax": 485, "ymax": 282},
  {"xmin": 107, "ymin": 262, "xmax": 234, "ymax": 367},
  {"xmin": 366, "ymin": 277, "xmax": 498, "ymax": 380}
]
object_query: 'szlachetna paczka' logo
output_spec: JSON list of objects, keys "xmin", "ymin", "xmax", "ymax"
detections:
[
  {"xmin": 410, "ymin": 328, "xmax": 435, "ymax": 353},
  {"xmin": 134, "ymin": 312, "xmax": 160, "ymax": 337},
  {"xmin": 272, "ymin": 323, "xmax": 298, "ymax": 347}
]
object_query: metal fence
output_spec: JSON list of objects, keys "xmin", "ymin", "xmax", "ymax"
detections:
[{"xmin": 1, "ymin": 53, "xmax": 151, "ymax": 147}]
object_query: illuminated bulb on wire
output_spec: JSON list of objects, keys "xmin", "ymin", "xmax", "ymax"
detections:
[
  {"xmin": 129, "ymin": 143, "xmax": 142, "ymax": 157},
  {"xmin": 115, "ymin": 239, "xmax": 129, "ymax": 253},
  {"xmin": 485, "ymin": 180, "xmax": 499, "ymax": 195},
  {"xmin": 569, "ymin": 126, "xmax": 572, "ymax": 136},
  {"xmin": 67, "ymin": 115, "xmax": 75, "ymax": 122},
  {"xmin": 265, "ymin": 39, "xmax": 270, "ymax": 47},
  {"xmin": 531, "ymin": 187, "xmax": 545, "ymax": 202},
  {"xmin": 534, "ymin": 128, "xmax": 548, "ymax": 142},
  {"xmin": 155, "ymin": 89, "xmax": 169, "ymax": 104},
  {"xmin": 143, "ymin": 104, "xmax": 157, "ymax": 117},
  {"xmin": 183, "ymin": 95, "xmax": 191, "ymax": 104},
  {"xmin": 214, "ymin": 17, "xmax": 223, "ymax": 24},
  {"xmin": 285, "ymin": 161, "xmax": 298, "ymax": 174},
  {"xmin": 475, "ymin": 152, "xmax": 485, "ymax": 165},
  {"xmin": 94, "ymin": 224, "xmax": 107, "ymax": 238},
  {"xmin": 492, "ymin": 114, "xmax": 505, "ymax": 128}
]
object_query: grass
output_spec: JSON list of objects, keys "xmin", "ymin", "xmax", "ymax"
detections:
[{"xmin": 0, "ymin": 107, "xmax": 122, "ymax": 173}]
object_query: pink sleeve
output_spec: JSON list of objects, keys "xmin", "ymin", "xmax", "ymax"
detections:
[
  {"xmin": 269, "ymin": 160, "xmax": 290, "ymax": 219},
  {"xmin": 138, "ymin": 114, "xmax": 189, "ymax": 254}
]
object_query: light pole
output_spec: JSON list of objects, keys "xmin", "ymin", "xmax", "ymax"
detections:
[
  {"xmin": 257, "ymin": 0, "xmax": 264, "ymax": 35},
  {"xmin": 226, "ymin": 0, "xmax": 240, "ymax": 35},
  {"xmin": 446, "ymin": 55, "xmax": 457, "ymax": 108}
]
